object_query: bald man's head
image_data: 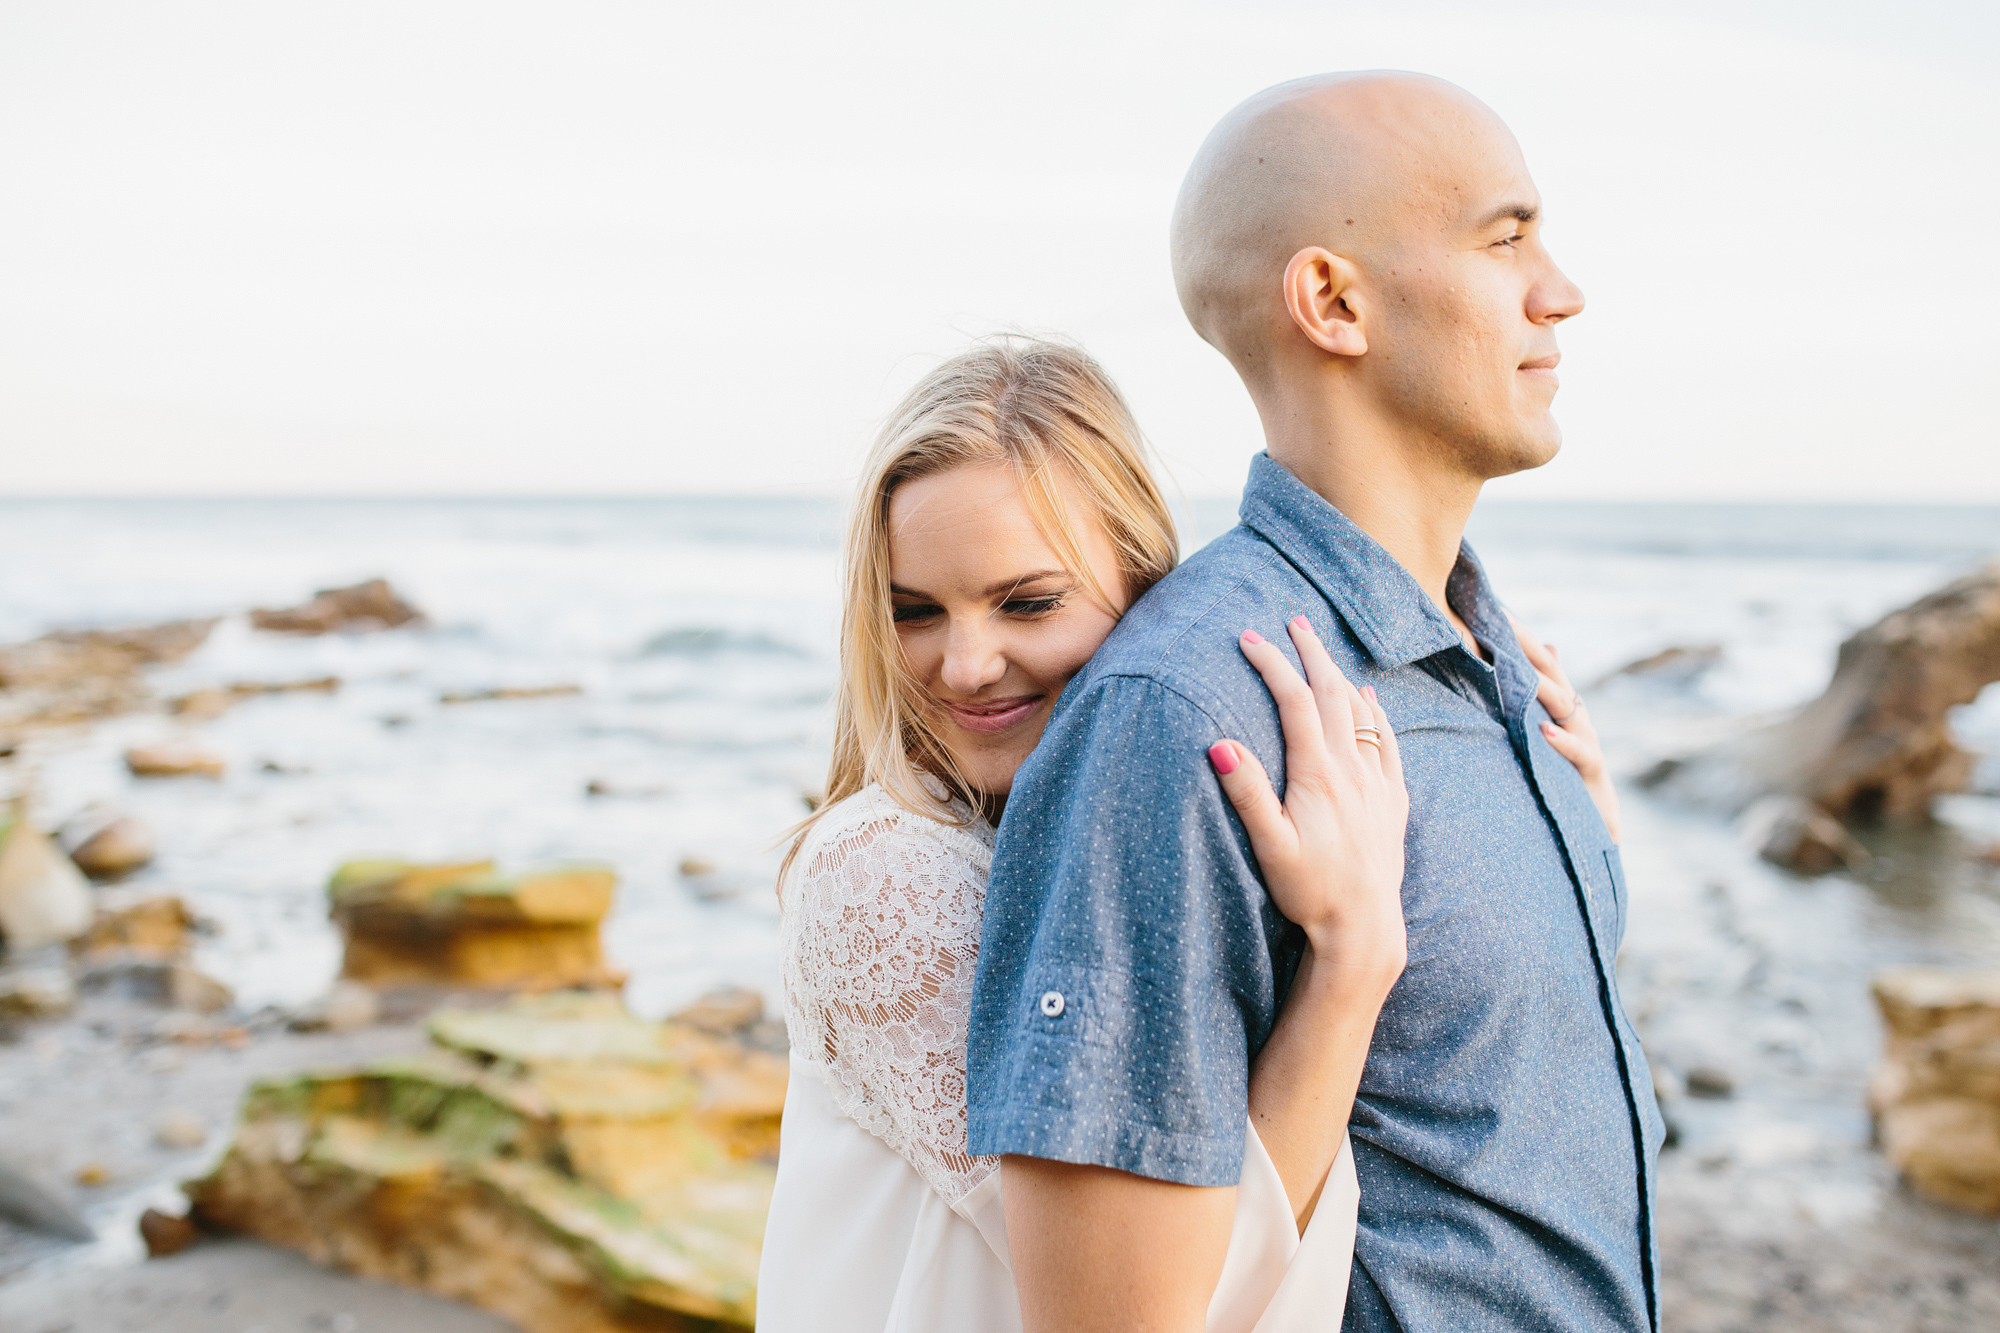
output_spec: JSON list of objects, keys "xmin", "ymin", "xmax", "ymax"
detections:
[
  {"xmin": 1172, "ymin": 72, "xmax": 1516, "ymax": 375},
  {"xmin": 1170, "ymin": 72, "xmax": 1584, "ymax": 482}
]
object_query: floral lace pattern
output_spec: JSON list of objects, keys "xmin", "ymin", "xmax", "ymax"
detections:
[{"xmin": 781, "ymin": 783, "xmax": 999, "ymax": 1206}]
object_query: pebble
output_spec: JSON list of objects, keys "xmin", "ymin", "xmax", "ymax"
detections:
[
  {"xmin": 124, "ymin": 742, "xmax": 226, "ymax": 780},
  {"xmin": 138, "ymin": 1206, "xmax": 198, "ymax": 1257},
  {"xmin": 324, "ymin": 980, "xmax": 379, "ymax": 1033},
  {"xmin": 67, "ymin": 817, "xmax": 157, "ymax": 879},
  {"xmin": 1686, "ymin": 1065, "xmax": 1736, "ymax": 1099},
  {"xmin": 154, "ymin": 1112, "xmax": 207, "ymax": 1151}
]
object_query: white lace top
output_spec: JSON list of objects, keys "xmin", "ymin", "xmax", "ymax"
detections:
[{"xmin": 779, "ymin": 782, "xmax": 999, "ymax": 1207}]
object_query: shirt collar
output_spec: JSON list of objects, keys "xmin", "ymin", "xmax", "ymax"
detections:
[{"xmin": 1237, "ymin": 452, "xmax": 1477, "ymax": 670}]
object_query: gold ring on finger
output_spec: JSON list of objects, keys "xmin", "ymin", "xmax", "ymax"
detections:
[{"xmin": 1551, "ymin": 695, "xmax": 1581, "ymax": 724}]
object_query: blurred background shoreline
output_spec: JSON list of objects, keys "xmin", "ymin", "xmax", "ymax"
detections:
[
  {"xmin": 6, "ymin": 492, "xmax": 1997, "ymax": 1014},
  {"xmin": 4, "ymin": 494, "xmax": 1999, "ymax": 1330}
]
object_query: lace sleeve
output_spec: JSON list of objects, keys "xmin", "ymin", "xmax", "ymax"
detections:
[{"xmin": 781, "ymin": 789, "xmax": 998, "ymax": 1207}]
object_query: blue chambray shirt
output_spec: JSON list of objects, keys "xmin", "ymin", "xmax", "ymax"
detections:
[{"xmin": 967, "ymin": 453, "xmax": 1663, "ymax": 1332}]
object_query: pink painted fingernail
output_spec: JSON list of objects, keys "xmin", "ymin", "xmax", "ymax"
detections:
[
  {"xmin": 1292, "ymin": 615, "xmax": 1310, "ymax": 632},
  {"xmin": 1208, "ymin": 742, "xmax": 1239, "ymax": 775},
  {"xmin": 1540, "ymin": 721, "xmax": 1556, "ymax": 736},
  {"xmin": 1242, "ymin": 630, "xmax": 1263, "ymax": 645},
  {"xmin": 1361, "ymin": 686, "xmax": 1377, "ymax": 702}
]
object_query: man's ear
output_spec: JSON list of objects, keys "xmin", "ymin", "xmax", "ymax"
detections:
[{"xmin": 1282, "ymin": 247, "xmax": 1367, "ymax": 358}]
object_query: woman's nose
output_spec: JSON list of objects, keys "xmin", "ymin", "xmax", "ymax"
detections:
[{"xmin": 940, "ymin": 617, "xmax": 1006, "ymax": 695}]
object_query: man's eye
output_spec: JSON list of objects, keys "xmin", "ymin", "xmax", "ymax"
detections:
[
  {"xmin": 1493, "ymin": 233, "xmax": 1522, "ymax": 249},
  {"xmin": 1004, "ymin": 596, "xmax": 1064, "ymax": 616},
  {"xmin": 893, "ymin": 604, "xmax": 942, "ymax": 624}
]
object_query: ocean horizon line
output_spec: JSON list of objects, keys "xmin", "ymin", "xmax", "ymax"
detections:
[{"xmin": 3, "ymin": 493, "xmax": 1999, "ymax": 512}]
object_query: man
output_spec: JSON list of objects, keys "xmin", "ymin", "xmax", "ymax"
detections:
[{"xmin": 966, "ymin": 72, "xmax": 1662, "ymax": 1331}]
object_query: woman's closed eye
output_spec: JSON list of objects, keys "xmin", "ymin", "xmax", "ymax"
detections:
[
  {"xmin": 893, "ymin": 601, "xmax": 944, "ymax": 625},
  {"xmin": 1001, "ymin": 595, "xmax": 1064, "ymax": 617}
]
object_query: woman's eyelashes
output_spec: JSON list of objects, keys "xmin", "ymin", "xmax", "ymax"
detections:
[
  {"xmin": 1001, "ymin": 595, "xmax": 1064, "ymax": 617},
  {"xmin": 890, "ymin": 592, "xmax": 1067, "ymax": 626}
]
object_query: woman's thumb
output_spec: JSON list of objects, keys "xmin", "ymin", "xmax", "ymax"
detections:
[{"xmin": 1208, "ymin": 740, "xmax": 1285, "ymax": 845}]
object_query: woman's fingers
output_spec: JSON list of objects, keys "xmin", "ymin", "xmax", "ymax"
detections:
[
  {"xmin": 1207, "ymin": 740, "xmax": 1294, "ymax": 861},
  {"xmin": 1538, "ymin": 718, "xmax": 1591, "ymax": 767},
  {"xmin": 1359, "ymin": 685, "xmax": 1403, "ymax": 788},
  {"xmin": 1238, "ymin": 630, "xmax": 1329, "ymax": 771},
  {"xmin": 1282, "ymin": 616, "xmax": 1360, "ymax": 762},
  {"xmin": 1535, "ymin": 671, "xmax": 1581, "ymax": 724}
]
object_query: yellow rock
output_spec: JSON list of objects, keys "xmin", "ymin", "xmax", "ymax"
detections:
[
  {"xmin": 1870, "ymin": 967, "xmax": 2000, "ymax": 1214},
  {"xmin": 73, "ymin": 892, "xmax": 195, "ymax": 961},
  {"xmin": 187, "ymin": 991, "xmax": 781, "ymax": 1332},
  {"xmin": 328, "ymin": 860, "xmax": 620, "ymax": 991}
]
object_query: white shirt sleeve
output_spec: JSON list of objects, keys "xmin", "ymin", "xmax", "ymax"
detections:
[{"xmin": 780, "ymin": 789, "xmax": 999, "ymax": 1208}]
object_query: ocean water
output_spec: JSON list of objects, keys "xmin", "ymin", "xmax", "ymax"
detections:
[{"xmin": 1, "ymin": 496, "xmax": 1997, "ymax": 1024}]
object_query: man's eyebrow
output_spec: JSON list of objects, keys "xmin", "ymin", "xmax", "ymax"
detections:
[
  {"xmin": 1476, "ymin": 202, "xmax": 1539, "ymax": 230},
  {"xmin": 887, "ymin": 570, "xmax": 1071, "ymax": 600}
]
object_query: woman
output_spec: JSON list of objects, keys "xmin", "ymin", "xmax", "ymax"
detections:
[{"xmin": 755, "ymin": 339, "xmax": 1617, "ymax": 1331}]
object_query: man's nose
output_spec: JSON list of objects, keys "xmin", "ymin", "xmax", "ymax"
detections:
[
  {"xmin": 940, "ymin": 616, "xmax": 1007, "ymax": 695},
  {"xmin": 1530, "ymin": 256, "xmax": 1585, "ymax": 325}
]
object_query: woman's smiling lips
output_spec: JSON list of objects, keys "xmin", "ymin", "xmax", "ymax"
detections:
[{"xmin": 942, "ymin": 695, "xmax": 1043, "ymax": 735}]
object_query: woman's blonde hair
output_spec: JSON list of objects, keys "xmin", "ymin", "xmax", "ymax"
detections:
[{"xmin": 782, "ymin": 337, "xmax": 1178, "ymax": 884}]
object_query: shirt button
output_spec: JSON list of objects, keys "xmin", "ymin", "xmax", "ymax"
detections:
[{"xmin": 1039, "ymin": 990, "xmax": 1066, "ymax": 1018}]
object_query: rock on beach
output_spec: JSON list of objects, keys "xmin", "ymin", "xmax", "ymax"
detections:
[
  {"xmin": 185, "ymin": 991, "xmax": 781, "ymax": 1332},
  {"xmin": 0, "ymin": 617, "xmax": 218, "ymax": 731},
  {"xmin": 0, "ymin": 1151, "xmax": 95, "ymax": 1241},
  {"xmin": 73, "ymin": 892, "xmax": 201, "ymax": 962},
  {"xmin": 1645, "ymin": 562, "xmax": 2000, "ymax": 825},
  {"xmin": 250, "ymin": 579, "xmax": 424, "ymax": 635},
  {"xmin": 1870, "ymin": 968, "xmax": 2000, "ymax": 1215},
  {"xmin": 67, "ymin": 815, "xmax": 158, "ymax": 879},
  {"xmin": 1743, "ymin": 795, "xmax": 1872, "ymax": 875},
  {"xmin": 125, "ymin": 742, "xmax": 227, "ymax": 780},
  {"xmin": 328, "ymin": 859, "xmax": 621, "ymax": 992},
  {"xmin": 0, "ymin": 804, "xmax": 94, "ymax": 952}
]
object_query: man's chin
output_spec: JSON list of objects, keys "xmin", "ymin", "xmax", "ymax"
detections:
[{"xmin": 1474, "ymin": 426, "xmax": 1561, "ymax": 480}]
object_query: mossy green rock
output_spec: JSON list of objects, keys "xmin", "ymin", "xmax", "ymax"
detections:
[{"xmin": 189, "ymin": 993, "xmax": 782, "ymax": 1331}]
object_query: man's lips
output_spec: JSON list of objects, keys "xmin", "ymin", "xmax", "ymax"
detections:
[
  {"xmin": 1519, "ymin": 352, "xmax": 1561, "ymax": 383},
  {"xmin": 941, "ymin": 696, "xmax": 1043, "ymax": 735}
]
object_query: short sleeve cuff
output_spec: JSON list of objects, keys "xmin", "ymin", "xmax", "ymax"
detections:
[{"xmin": 966, "ymin": 1103, "xmax": 1243, "ymax": 1188}]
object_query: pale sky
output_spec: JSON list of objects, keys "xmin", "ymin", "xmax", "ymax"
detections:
[{"xmin": 1, "ymin": 0, "xmax": 1994, "ymax": 500}]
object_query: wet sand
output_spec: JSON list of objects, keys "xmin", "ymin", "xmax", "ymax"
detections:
[{"xmin": 0, "ymin": 1239, "xmax": 513, "ymax": 1333}]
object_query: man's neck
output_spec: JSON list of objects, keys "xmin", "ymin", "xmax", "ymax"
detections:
[{"xmin": 1256, "ymin": 390, "xmax": 1485, "ymax": 651}]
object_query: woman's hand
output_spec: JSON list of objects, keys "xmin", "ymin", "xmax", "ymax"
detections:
[
  {"xmin": 1508, "ymin": 612, "xmax": 1621, "ymax": 844},
  {"xmin": 1207, "ymin": 616, "xmax": 1408, "ymax": 988},
  {"xmin": 1208, "ymin": 615, "xmax": 1410, "ymax": 1230}
]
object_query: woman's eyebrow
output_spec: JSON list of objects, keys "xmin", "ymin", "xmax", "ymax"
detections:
[
  {"xmin": 982, "ymin": 569, "xmax": 1071, "ymax": 598},
  {"xmin": 889, "ymin": 569, "xmax": 1071, "ymax": 601}
]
